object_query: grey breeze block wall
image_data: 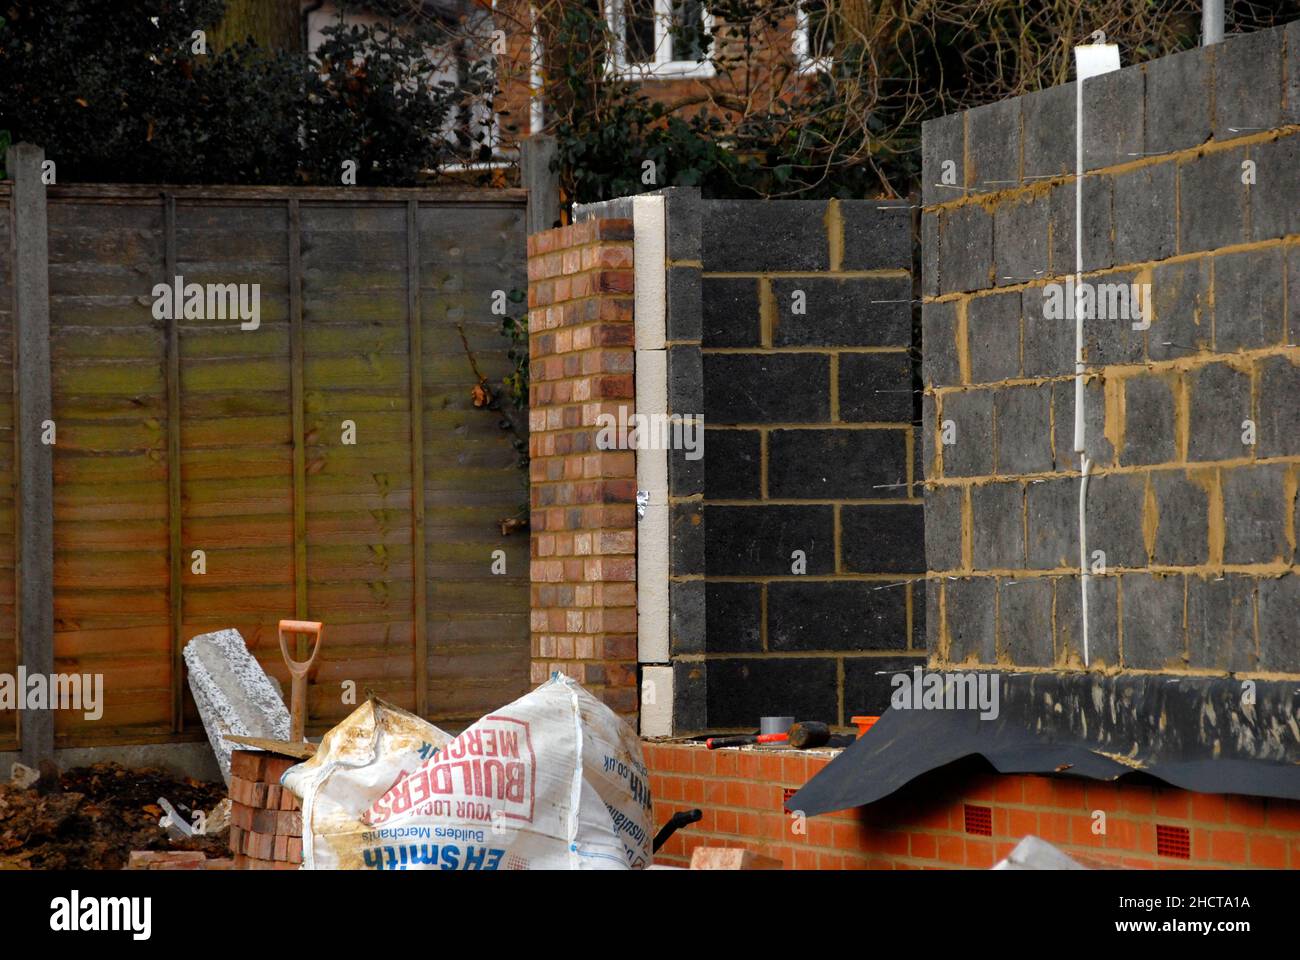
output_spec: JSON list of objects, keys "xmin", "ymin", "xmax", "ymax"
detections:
[
  {"xmin": 920, "ymin": 22, "xmax": 1300, "ymax": 677},
  {"xmin": 657, "ymin": 189, "xmax": 922, "ymax": 733}
]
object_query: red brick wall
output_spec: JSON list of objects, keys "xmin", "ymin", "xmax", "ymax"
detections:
[
  {"xmin": 527, "ymin": 219, "xmax": 638, "ymax": 720},
  {"xmin": 645, "ymin": 741, "xmax": 1300, "ymax": 870}
]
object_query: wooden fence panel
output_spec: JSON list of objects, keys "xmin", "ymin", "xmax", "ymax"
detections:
[
  {"xmin": 48, "ymin": 198, "xmax": 170, "ymax": 743},
  {"xmin": 418, "ymin": 204, "xmax": 530, "ymax": 729},
  {"xmin": 23, "ymin": 183, "xmax": 529, "ymax": 748}
]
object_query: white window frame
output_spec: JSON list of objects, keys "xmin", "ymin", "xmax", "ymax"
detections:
[
  {"xmin": 605, "ymin": 0, "xmax": 715, "ymax": 80},
  {"xmin": 793, "ymin": 2, "xmax": 831, "ymax": 74}
]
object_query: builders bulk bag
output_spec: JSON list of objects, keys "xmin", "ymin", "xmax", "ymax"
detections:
[
  {"xmin": 282, "ymin": 698, "xmax": 454, "ymax": 870},
  {"xmin": 284, "ymin": 674, "xmax": 653, "ymax": 870}
]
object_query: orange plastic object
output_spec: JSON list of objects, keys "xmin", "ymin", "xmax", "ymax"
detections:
[{"xmin": 851, "ymin": 715, "xmax": 879, "ymax": 738}]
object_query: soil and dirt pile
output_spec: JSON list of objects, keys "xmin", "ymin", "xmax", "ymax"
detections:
[{"xmin": 0, "ymin": 762, "xmax": 227, "ymax": 869}]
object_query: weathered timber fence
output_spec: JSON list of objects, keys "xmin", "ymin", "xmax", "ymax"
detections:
[{"xmin": 2, "ymin": 154, "xmax": 531, "ymax": 752}]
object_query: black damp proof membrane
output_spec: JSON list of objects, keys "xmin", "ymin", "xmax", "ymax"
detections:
[{"xmin": 788, "ymin": 671, "xmax": 1300, "ymax": 817}]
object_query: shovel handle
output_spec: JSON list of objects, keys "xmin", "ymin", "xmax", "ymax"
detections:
[
  {"xmin": 278, "ymin": 620, "xmax": 323, "ymax": 675},
  {"xmin": 278, "ymin": 619, "xmax": 323, "ymax": 743}
]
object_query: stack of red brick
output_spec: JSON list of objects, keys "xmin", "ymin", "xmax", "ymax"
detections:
[{"xmin": 228, "ymin": 750, "xmax": 304, "ymax": 870}]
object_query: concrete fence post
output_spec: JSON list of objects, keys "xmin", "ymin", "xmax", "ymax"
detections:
[{"xmin": 7, "ymin": 143, "xmax": 55, "ymax": 765}]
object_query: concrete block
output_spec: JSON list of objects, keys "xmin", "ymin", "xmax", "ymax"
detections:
[
  {"xmin": 704, "ymin": 582, "xmax": 761, "ymax": 653},
  {"xmin": 1248, "ymin": 133, "xmax": 1300, "ymax": 242},
  {"xmin": 922, "ymin": 300, "xmax": 961, "ymax": 388},
  {"xmin": 926, "ymin": 578, "xmax": 940, "ymax": 651},
  {"xmin": 1256, "ymin": 354, "xmax": 1300, "ymax": 458},
  {"xmin": 702, "ymin": 657, "xmax": 838, "ymax": 728},
  {"xmin": 768, "ymin": 428, "xmax": 908, "ymax": 500},
  {"xmin": 1112, "ymin": 163, "xmax": 1176, "ymax": 265},
  {"xmin": 1081, "ymin": 270, "xmax": 1145, "ymax": 366},
  {"xmin": 1049, "ymin": 176, "xmax": 1113, "ymax": 274},
  {"xmin": 670, "ymin": 500, "xmax": 705, "ymax": 575},
  {"xmin": 1144, "ymin": 46, "xmax": 1212, "ymax": 154},
  {"xmin": 1022, "ymin": 289, "xmax": 1074, "ymax": 379},
  {"xmin": 1187, "ymin": 574, "xmax": 1256, "ymax": 673},
  {"xmin": 921, "ymin": 393, "xmax": 937, "ymax": 481},
  {"xmin": 968, "ymin": 99, "xmax": 1021, "ymax": 193},
  {"xmin": 1083, "ymin": 66, "xmax": 1144, "ymax": 171},
  {"xmin": 994, "ymin": 194, "xmax": 1049, "ymax": 286},
  {"xmin": 940, "ymin": 203, "xmax": 994, "ymax": 294},
  {"xmin": 1151, "ymin": 469, "xmax": 1210, "ymax": 566},
  {"xmin": 1213, "ymin": 247, "xmax": 1285, "ymax": 353},
  {"xmin": 1179, "ymin": 147, "xmax": 1248, "ymax": 253},
  {"xmin": 667, "ymin": 343, "xmax": 702, "ymax": 414},
  {"xmin": 922, "ymin": 210, "xmax": 940, "ymax": 298},
  {"xmin": 1148, "ymin": 257, "xmax": 1211, "ymax": 362},
  {"xmin": 665, "ymin": 265, "xmax": 701, "ymax": 342},
  {"xmin": 926, "ymin": 483, "xmax": 964, "ymax": 573},
  {"xmin": 998, "ymin": 577, "xmax": 1054, "ymax": 667},
  {"xmin": 1287, "ymin": 19, "xmax": 1300, "ymax": 124},
  {"xmin": 967, "ymin": 290, "xmax": 1021, "ymax": 383},
  {"xmin": 703, "ymin": 353, "xmax": 829, "ymax": 423},
  {"xmin": 704, "ymin": 504, "xmax": 834, "ymax": 576},
  {"xmin": 1052, "ymin": 378, "xmax": 1114, "ymax": 470},
  {"xmin": 913, "ymin": 580, "xmax": 928, "ymax": 650},
  {"xmin": 842, "ymin": 655, "xmax": 928, "ymax": 714},
  {"xmin": 1120, "ymin": 573, "xmax": 1186, "ymax": 670},
  {"xmin": 971, "ymin": 481, "xmax": 1025, "ymax": 570},
  {"xmin": 702, "ymin": 199, "xmax": 828, "ymax": 271},
  {"xmin": 1021, "ymin": 83, "xmax": 1075, "ymax": 180},
  {"xmin": 940, "ymin": 388, "xmax": 995, "ymax": 477},
  {"xmin": 768, "ymin": 580, "xmax": 906, "ymax": 651},
  {"xmin": 1121, "ymin": 373, "xmax": 1177, "ymax": 466},
  {"xmin": 702, "ymin": 428, "xmax": 760, "ymax": 500},
  {"xmin": 1187, "ymin": 362, "xmax": 1252, "ymax": 462},
  {"xmin": 668, "ymin": 579, "xmax": 705, "ymax": 655},
  {"xmin": 1213, "ymin": 27, "xmax": 1283, "ymax": 141},
  {"xmin": 944, "ymin": 578, "xmax": 997, "ymax": 664},
  {"xmin": 771, "ymin": 276, "xmax": 911, "ymax": 347},
  {"xmin": 1222, "ymin": 463, "xmax": 1290, "ymax": 565},
  {"xmin": 841, "ymin": 504, "xmax": 926, "ymax": 574},
  {"xmin": 922, "ymin": 111, "xmax": 966, "ymax": 206},
  {"xmin": 839, "ymin": 352, "xmax": 914, "ymax": 423},
  {"xmin": 671, "ymin": 660, "xmax": 706, "ymax": 733},
  {"xmin": 1258, "ymin": 574, "xmax": 1300, "ymax": 673},
  {"xmin": 702, "ymin": 276, "xmax": 760, "ymax": 347},
  {"xmin": 669, "ymin": 441, "xmax": 705, "ymax": 498},
  {"xmin": 183, "ymin": 629, "xmax": 291, "ymax": 786},
  {"xmin": 840, "ymin": 199, "xmax": 912, "ymax": 270},
  {"xmin": 1087, "ymin": 472, "xmax": 1147, "ymax": 569},
  {"xmin": 1055, "ymin": 574, "xmax": 1120, "ymax": 667},
  {"xmin": 663, "ymin": 186, "xmax": 702, "ymax": 261},
  {"xmin": 1026, "ymin": 477, "xmax": 1078, "ymax": 569},
  {"xmin": 1290, "ymin": 247, "xmax": 1300, "ymax": 346},
  {"xmin": 995, "ymin": 384, "xmax": 1053, "ymax": 474}
]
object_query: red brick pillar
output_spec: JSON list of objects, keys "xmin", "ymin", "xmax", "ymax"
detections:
[{"xmin": 527, "ymin": 219, "xmax": 638, "ymax": 720}]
